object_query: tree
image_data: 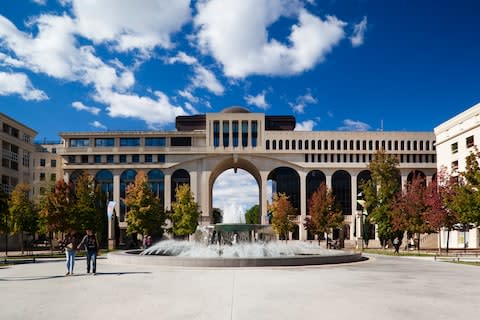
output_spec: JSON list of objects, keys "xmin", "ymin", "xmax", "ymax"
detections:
[
  {"xmin": 38, "ymin": 179, "xmax": 75, "ymax": 246},
  {"xmin": 424, "ymin": 168, "xmax": 458, "ymax": 253},
  {"xmin": 392, "ymin": 174, "xmax": 432, "ymax": 251},
  {"xmin": 269, "ymin": 193, "xmax": 296, "ymax": 242},
  {"xmin": 0, "ymin": 190, "xmax": 10, "ymax": 256},
  {"xmin": 73, "ymin": 173, "xmax": 104, "ymax": 233},
  {"xmin": 170, "ymin": 184, "xmax": 201, "ymax": 238},
  {"xmin": 304, "ymin": 183, "xmax": 343, "ymax": 247},
  {"xmin": 212, "ymin": 207, "xmax": 223, "ymax": 224},
  {"xmin": 362, "ymin": 150, "xmax": 401, "ymax": 246},
  {"xmin": 125, "ymin": 171, "xmax": 165, "ymax": 238},
  {"xmin": 9, "ymin": 183, "xmax": 38, "ymax": 254},
  {"xmin": 245, "ymin": 204, "xmax": 260, "ymax": 224}
]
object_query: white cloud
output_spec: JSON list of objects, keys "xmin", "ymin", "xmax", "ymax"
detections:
[
  {"xmin": 290, "ymin": 91, "xmax": 318, "ymax": 113},
  {"xmin": 338, "ymin": 119, "xmax": 371, "ymax": 131},
  {"xmin": 245, "ymin": 91, "xmax": 269, "ymax": 109},
  {"xmin": 99, "ymin": 90, "xmax": 187, "ymax": 128},
  {"xmin": 195, "ymin": 0, "xmax": 346, "ymax": 77},
  {"xmin": 71, "ymin": 101, "xmax": 101, "ymax": 115},
  {"xmin": 184, "ymin": 102, "xmax": 199, "ymax": 114},
  {"xmin": 212, "ymin": 169, "xmax": 259, "ymax": 214},
  {"xmin": 89, "ymin": 120, "xmax": 107, "ymax": 130},
  {"xmin": 69, "ymin": 0, "xmax": 191, "ymax": 52},
  {"xmin": 168, "ymin": 52, "xmax": 224, "ymax": 95},
  {"xmin": 350, "ymin": 16, "xmax": 367, "ymax": 47},
  {"xmin": 294, "ymin": 119, "xmax": 316, "ymax": 131},
  {"xmin": 178, "ymin": 89, "xmax": 198, "ymax": 103},
  {"xmin": 0, "ymin": 72, "xmax": 48, "ymax": 101},
  {"xmin": 32, "ymin": 0, "xmax": 47, "ymax": 5}
]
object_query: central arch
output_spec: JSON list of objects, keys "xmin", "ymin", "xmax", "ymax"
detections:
[{"xmin": 208, "ymin": 157, "xmax": 262, "ymax": 223}]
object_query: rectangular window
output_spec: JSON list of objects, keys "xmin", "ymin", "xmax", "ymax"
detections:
[
  {"xmin": 95, "ymin": 138, "xmax": 115, "ymax": 147},
  {"xmin": 241, "ymin": 121, "xmax": 248, "ymax": 147},
  {"xmin": 145, "ymin": 154, "xmax": 153, "ymax": 163},
  {"xmin": 170, "ymin": 137, "xmax": 192, "ymax": 146},
  {"xmin": 232, "ymin": 121, "xmax": 239, "ymax": 147},
  {"xmin": 50, "ymin": 173, "xmax": 56, "ymax": 181},
  {"xmin": 157, "ymin": 154, "xmax": 165, "ymax": 163},
  {"xmin": 40, "ymin": 159, "xmax": 46, "ymax": 167},
  {"xmin": 70, "ymin": 138, "xmax": 90, "ymax": 147},
  {"xmin": 466, "ymin": 136, "xmax": 474, "ymax": 148},
  {"xmin": 81, "ymin": 155, "xmax": 89, "ymax": 163},
  {"xmin": 223, "ymin": 121, "xmax": 229, "ymax": 147},
  {"xmin": 107, "ymin": 155, "xmax": 114, "ymax": 163},
  {"xmin": 68, "ymin": 155, "xmax": 76, "ymax": 163},
  {"xmin": 145, "ymin": 137, "xmax": 166, "ymax": 147},
  {"xmin": 213, "ymin": 121, "xmax": 220, "ymax": 147},
  {"xmin": 51, "ymin": 159, "xmax": 56, "ymax": 168},
  {"xmin": 452, "ymin": 160, "xmax": 459, "ymax": 172},
  {"xmin": 132, "ymin": 154, "xmax": 140, "ymax": 163},
  {"xmin": 51, "ymin": 148, "xmax": 56, "ymax": 154},
  {"xmin": 119, "ymin": 155, "xmax": 127, "ymax": 163},
  {"xmin": 451, "ymin": 142, "xmax": 458, "ymax": 154},
  {"xmin": 251, "ymin": 121, "xmax": 257, "ymax": 147},
  {"xmin": 120, "ymin": 138, "xmax": 140, "ymax": 147},
  {"xmin": 40, "ymin": 173, "xmax": 45, "ymax": 181},
  {"xmin": 94, "ymin": 155, "xmax": 102, "ymax": 163}
]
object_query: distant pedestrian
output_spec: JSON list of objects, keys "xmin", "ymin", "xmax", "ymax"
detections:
[
  {"xmin": 393, "ymin": 237, "xmax": 400, "ymax": 254},
  {"xmin": 145, "ymin": 235, "xmax": 152, "ymax": 248},
  {"xmin": 63, "ymin": 230, "xmax": 79, "ymax": 276},
  {"xmin": 78, "ymin": 229, "xmax": 99, "ymax": 275}
]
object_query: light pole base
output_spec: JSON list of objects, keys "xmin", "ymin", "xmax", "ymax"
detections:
[
  {"xmin": 356, "ymin": 237, "xmax": 364, "ymax": 250},
  {"xmin": 108, "ymin": 239, "xmax": 116, "ymax": 250}
]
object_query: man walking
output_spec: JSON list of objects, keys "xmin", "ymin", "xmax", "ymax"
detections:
[{"xmin": 78, "ymin": 229, "xmax": 99, "ymax": 275}]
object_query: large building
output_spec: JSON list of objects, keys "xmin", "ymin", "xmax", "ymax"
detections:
[
  {"xmin": 434, "ymin": 102, "xmax": 480, "ymax": 249},
  {"xmin": 58, "ymin": 107, "xmax": 437, "ymax": 245}
]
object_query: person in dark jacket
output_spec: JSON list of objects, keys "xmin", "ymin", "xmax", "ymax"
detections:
[
  {"xmin": 78, "ymin": 229, "xmax": 99, "ymax": 275},
  {"xmin": 63, "ymin": 230, "xmax": 79, "ymax": 276}
]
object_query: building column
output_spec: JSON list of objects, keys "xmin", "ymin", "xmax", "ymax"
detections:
[
  {"xmin": 260, "ymin": 171, "xmax": 269, "ymax": 224},
  {"xmin": 164, "ymin": 173, "xmax": 171, "ymax": 211},
  {"xmin": 351, "ymin": 173, "xmax": 358, "ymax": 242},
  {"xmin": 401, "ymin": 173, "xmax": 408, "ymax": 191},
  {"xmin": 325, "ymin": 173, "xmax": 332, "ymax": 190},
  {"xmin": 108, "ymin": 173, "xmax": 120, "ymax": 250},
  {"xmin": 299, "ymin": 170, "xmax": 307, "ymax": 241}
]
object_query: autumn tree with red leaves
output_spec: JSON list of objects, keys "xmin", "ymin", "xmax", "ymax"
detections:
[{"xmin": 269, "ymin": 193, "xmax": 296, "ymax": 242}]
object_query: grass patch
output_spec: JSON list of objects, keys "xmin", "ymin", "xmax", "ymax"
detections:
[{"xmin": 362, "ymin": 249, "xmax": 435, "ymax": 257}]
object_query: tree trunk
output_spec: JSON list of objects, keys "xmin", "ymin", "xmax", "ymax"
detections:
[
  {"xmin": 21, "ymin": 232, "xmax": 24, "ymax": 255},
  {"xmin": 437, "ymin": 228, "xmax": 441, "ymax": 255},
  {"xmin": 446, "ymin": 229, "xmax": 450, "ymax": 254},
  {"xmin": 4, "ymin": 233, "xmax": 8, "ymax": 257},
  {"xmin": 416, "ymin": 232, "xmax": 421, "ymax": 252}
]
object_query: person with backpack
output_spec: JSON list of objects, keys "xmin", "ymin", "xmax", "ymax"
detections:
[
  {"xmin": 78, "ymin": 229, "xmax": 99, "ymax": 275},
  {"xmin": 63, "ymin": 230, "xmax": 79, "ymax": 276}
]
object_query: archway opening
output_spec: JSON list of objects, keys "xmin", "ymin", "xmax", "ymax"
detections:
[{"xmin": 212, "ymin": 169, "xmax": 260, "ymax": 224}]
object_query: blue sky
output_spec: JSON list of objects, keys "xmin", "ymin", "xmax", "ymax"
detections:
[{"xmin": 1, "ymin": 0, "xmax": 479, "ymax": 142}]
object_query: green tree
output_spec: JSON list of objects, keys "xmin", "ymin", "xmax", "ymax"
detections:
[
  {"xmin": 304, "ymin": 183, "xmax": 343, "ymax": 247},
  {"xmin": 73, "ymin": 173, "xmax": 103, "ymax": 233},
  {"xmin": 170, "ymin": 184, "xmax": 201, "ymax": 238},
  {"xmin": 125, "ymin": 171, "xmax": 165, "ymax": 238},
  {"xmin": 245, "ymin": 204, "xmax": 260, "ymax": 224},
  {"xmin": 212, "ymin": 207, "xmax": 223, "ymax": 224},
  {"xmin": 0, "ymin": 190, "xmax": 10, "ymax": 256},
  {"xmin": 9, "ymin": 183, "xmax": 38, "ymax": 254},
  {"xmin": 269, "ymin": 193, "xmax": 296, "ymax": 242},
  {"xmin": 362, "ymin": 150, "xmax": 401, "ymax": 246}
]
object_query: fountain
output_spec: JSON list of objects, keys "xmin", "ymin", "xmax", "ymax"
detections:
[{"xmin": 107, "ymin": 203, "xmax": 364, "ymax": 267}]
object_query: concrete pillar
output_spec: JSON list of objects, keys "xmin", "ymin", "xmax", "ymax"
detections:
[
  {"xmin": 299, "ymin": 170, "xmax": 307, "ymax": 241},
  {"xmin": 164, "ymin": 173, "xmax": 171, "ymax": 211},
  {"xmin": 325, "ymin": 173, "xmax": 332, "ymax": 190},
  {"xmin": 351, "ymin": 173, "xmax": 357, "ymax": 241},
  {"xmin": 108, "ymin": 173, "xmax": 120, "ymax": 250},
  {"xmin": 401, "ymin": 174, "xmax": 408, "ymax": 191},
  {"xmin": 260, "ymin": 171, "xmax": 269, "ymax": 224}
]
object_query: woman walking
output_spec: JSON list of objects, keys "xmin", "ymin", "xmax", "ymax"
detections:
[{"xmin": 63, "ymin": 230, "xmax": 79, "ymax": 276}]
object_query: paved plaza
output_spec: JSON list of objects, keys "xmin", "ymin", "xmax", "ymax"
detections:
[{"xmin": 1, "ymin": 254, "xmax": 479, "ymax": 320}]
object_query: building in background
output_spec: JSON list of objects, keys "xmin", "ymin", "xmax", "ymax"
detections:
[
  {"xmin": 32, "ymin": 142, "xmax": 63, "ymax": 202},
  {"xmin": 434, "ymin": 102, "xmax": 480, "ymax": 249}
]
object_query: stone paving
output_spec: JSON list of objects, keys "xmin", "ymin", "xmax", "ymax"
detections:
[{"xmin": 1, "ymin": 254, "xmax": 479, "ymax": 320}]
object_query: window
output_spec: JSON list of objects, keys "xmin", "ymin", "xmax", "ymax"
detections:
[
  {"xmin": 272, "ymin": 140, "xmax": 277, "ymax": 150},
  {"xmin": 40, "ymin": 159, "xmax": 46, "ymax": 167},
  {"xmin": 68, "ymin": 155, "xmax": 76, "ymax": 163},
  {"xmin": 452, "ymin": 160, "xmax": 459, "ymax": 172},
  {"xmin": 466, "ymin": 136, "xmax": 474, "ymax": 148},
  {"xmin": 213, "ymin": 121, "xmax": 220, "ymax": 147},
  {"xmin": 145, "ymin": 137, "xmax": 166, "ymax": 147},
  {"xmin": 223, "ymin": 121, "xmax": 229, "ymax": 147},
  {"xmin": 51, "ymin": 148, "xmax": 56, "ymax": 154},
  {"xmin": 40, "ymin": 173, "xmax": 45, "ymax": 181},
  {"xmin": 81, "ymin": 155, "xmax": 89, "ymax": 163},
  {"xmin": 51, "ymin": 159, "xmax": 56, "ymax": 168},
  {"xmin": 95, "ymin": 138, "xmax": 115, "ymax": 147},
  {"xmin": 286, "ymin": 140, "xmax": 290, "ymax": 150},
  {"xmin": 120, "ymin": 138, "xmax": 140, "ymax": 147},
  {"xmin": 241, "ymin": 121, "xmax": 248, "ymax": 147},
  {"xmin": 145, "ymin": 154, "xmax": 153, "ymax": 163},
  {"xmin": 107, "ymin": 155, "xmax": 114, "ymax": 163},
  {"xmin": 232, "ymin": 121, "xmax": 239, "ymax": 147},
  {"xmin": 50, "ymin": 173, "xmax": 56, "ymax": 181},
  {"xmin": 157, "ymin": 154, "xmax": 165, "ymax": 163},
  {"xmin": 266, "ymin": 140, "xmax": 270, "ymax": 150},
  {"xmin": 119, "ymin": 155, "xmax": 127, "ymax": 163},
  {"xmin": 94, "ymin": 155, "xmax": 102, "ymax": 163},
  {"xmin": 70, "ymin": 138, "xmax": 90, "ymax": 147},
  {"xmin": 251, "ymin": 121, "xmax": 258, "ymax": 147},
  {"xmin": 451, "ymin": 142, "xmax": 458, "ymax": 154},
  {"xmin": 171, "ymin": 137, "xmax": 192, "ymax": 147},
  {"xmin": 132, "ymin": 154, "xmax": 140, "ymax": 163}
]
